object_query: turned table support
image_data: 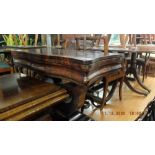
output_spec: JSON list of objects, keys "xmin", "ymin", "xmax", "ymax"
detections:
[{"xmin": 124, "ymin": 52, "xmax": 150, "ymax": 96}]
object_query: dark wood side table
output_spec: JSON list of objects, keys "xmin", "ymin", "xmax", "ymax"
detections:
[{"xmin": 11, "ymin": 48, "xmax": 124, "ymax": 109}]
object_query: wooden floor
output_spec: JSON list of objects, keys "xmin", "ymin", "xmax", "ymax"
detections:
[{"xmin": 84, "ymin": 76, "xmax": 155, "ymax": 121}]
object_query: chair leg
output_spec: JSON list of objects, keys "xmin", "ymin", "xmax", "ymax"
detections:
[{"xmin": 100, "ymin": 78, "xmax": 108, "ymax": 110}]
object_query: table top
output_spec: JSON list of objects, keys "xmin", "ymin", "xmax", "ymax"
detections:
[
  {"xmin": 90, "ymin": 45, "xmax": 155, "ymax": 53},
  {"xmin": 11, "ymin": 48, "xmax": 124, "ymax": 85},
  {"xmin": 109, "ymin": 47, "xmax": 155, "ymax": 53},
  {"xmin": 0, "ymin": 73, "xmax": 63, "ymax": 113},
  {"xmin": 11, "ymin": 47, "xmax": 121, "ymax": 65},
  {"xmin": 0, "ymin": 46, "xmax": 47, "ymax": 54}
]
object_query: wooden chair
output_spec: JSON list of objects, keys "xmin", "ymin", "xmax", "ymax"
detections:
[
  {"xmin": 62, "ymin": 34, "xmax": 77, "ymax": 50},
  {"xmin": 136, "ymin": 52, "xmax": 150, "ymax": 82},
  {"xmin": 135, "ymin": 45, "xmax": 155, "ymax": 82},
  {"xmin": 147, "ymin": 57, "xmax": 155, "ymax": 76},
  {"xmin": 86, "ymin": 68, "xmax": 125, "ymax": 110},
  {"xmin": 75, "ymin": 35, "xmax": 100, "ymax": 50},
  {"xmin": 61, "ymin": 34, "xmax": 96, "ymax": 50},
  {"xmin": 79, "ymin": 37, "xmax": 126, "ymax": 110}
]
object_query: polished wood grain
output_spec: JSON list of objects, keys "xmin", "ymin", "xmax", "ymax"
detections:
[
  {"xmin": 11, "ymin": 48, "xmax": 124, "ymax": 109},
  {"xmin": 0, "ymin": 73, "xmax": 69, "ymax": 120},
  {"xmin": 1, "ymin": 91, "xmax": 69, "ymax": 121},
  {"xmin": 11, "ymin": 48, "xmax": 124, "ymax": 85}
]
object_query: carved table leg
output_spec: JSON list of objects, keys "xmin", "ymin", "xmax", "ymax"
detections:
[
  {"xmin": 124, "ymin": 77, "xmax": 148, "ymax": 96},
  {"xmin": 132, "ymin": 67, "xmax": 150, "ymax": 93},
  {"xmin": 63, "ymin": 83, "xmax": 87, "ymax": 110}
]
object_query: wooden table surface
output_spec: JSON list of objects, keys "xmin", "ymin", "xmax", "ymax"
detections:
[
  {"xmin": 90, "ymin": 45, "xmax": 155, "ymax": 53},
  {"xmin": 0, "ymin": 73, "xmax": 66, "ymax": 113},
  {"xmin": 11, "ymin": 48, "xmax": 124, "ymax": 85},
  {"xmin": 109, "ymin": 47, "xmax": 155, "ymax": 53}
]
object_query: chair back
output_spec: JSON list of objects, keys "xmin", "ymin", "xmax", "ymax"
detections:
[{"xmin": 136, "ymin": 45, "xmax": 155, "ymax": 62}]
